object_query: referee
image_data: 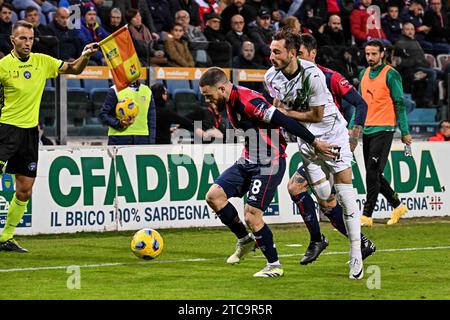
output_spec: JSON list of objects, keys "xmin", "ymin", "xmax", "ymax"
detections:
[
  {"xmin": 0, "ymin": 20, "xmax": 100, "ymax": 252},
  {"xmin": 357, "ymin": 40, "xmax": 412, "ymax": 227}
]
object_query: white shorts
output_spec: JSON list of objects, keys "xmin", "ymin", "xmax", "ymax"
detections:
[{"xmin": 297, "ymin": 117, "xmax": 352, "ymax": 184}]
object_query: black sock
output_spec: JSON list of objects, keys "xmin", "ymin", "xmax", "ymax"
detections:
[
  {"xmin": 292, "ymin": 192, "xmax": 322, "ymax": 242},
  {"xmin": 323, "ymin": 203, "xmax": 348, "ymax": 237},
  {"xmin": 216, "ymin": 202, "xmax": 248, "ymax": 239},
  {"xmin": 253, "ymin": 224, "xmax": 278, "ymax": 264}
]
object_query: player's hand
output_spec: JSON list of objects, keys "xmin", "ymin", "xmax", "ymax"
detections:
[
  {"xmin": 120, "ymin": 116, "xmax": 135, "ymax": 128},
  {"xmin": 312, "ymin": 139, "xmax": 339, "ymax": 158},
  {"xmin": 402, "ymin": 134, "xmax": 412, "ymax": 145},
  {"xmin": 273, "ymin": 98, "xmax": 283, "ymax": 108},
  {"xmin": 205, "ymin": 128, "xmax": 224, "ymax": 139},
  {"xmin": 82, "ymin": 43, "xmax": 100, "ymax": 58}
]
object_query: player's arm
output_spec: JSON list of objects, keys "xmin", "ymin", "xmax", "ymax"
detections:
[
  {"xmin": 269, "ymin": 108, "xmax": 337, "ymax": 158},
  {"xmin": 280, "ymin": 70, "xmax": 329, "ymax": 122},
  {"xmin": 342, "ymin": 88, "xmax": 368, "ymax": 151},
  {"xmin": 277, "ymin": 105, "xmax": 324, "ymax": 123},
  {"xmin": 59, "ymin": 43, "xmax": 100, "ymax": 75},
  {"xmin": 387, "ymin": 68, "xmax": 412, "ymax": 145}
]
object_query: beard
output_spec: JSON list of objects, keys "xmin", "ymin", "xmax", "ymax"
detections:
[
  {"xmin": 367, "ymin": 60, "xmax": 379, "ymax": 67},
  {"xmin": 271, "ymin": 56, "xmax": 292, "ymax": 71},
  {"xmin": 216, "ymin": 96, "xmax": 227, "ymax": 113}
]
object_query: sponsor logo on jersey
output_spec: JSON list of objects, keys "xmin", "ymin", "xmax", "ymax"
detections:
[{"xmin": 28, "ymin": 162, "xmax": 37, "ymax": 171}]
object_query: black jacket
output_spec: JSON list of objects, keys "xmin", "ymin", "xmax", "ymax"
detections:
[
  {"xmin": 395, "ymin": 34, "xmax": 429, "ymax": 69},
  {"xmin": 423, "ymin": 9, "xmax": 450, "ymax": 43},
  {"xmin": 48, "ymin": 20, "xmax": 83, "ymax": 60},
  {"xmin": 204, "ymin": 26, "xmax": 231, "ymax": 67},
  {"xmin": 382, "ymin": 15, "xmax": 403, "ymax": 44}
]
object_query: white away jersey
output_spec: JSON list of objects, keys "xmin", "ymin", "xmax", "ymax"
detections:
[{"xmin": 265, "ymin": 59, "xmax": 346, "ymax": 135}]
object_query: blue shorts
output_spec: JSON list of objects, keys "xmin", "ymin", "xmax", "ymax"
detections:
[{"xmin": 215, "ymin": 157, "xmax": 286, "ymax": 211}]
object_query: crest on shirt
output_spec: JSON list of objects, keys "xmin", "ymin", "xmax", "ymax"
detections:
[
  {"xmin": 24, "ymin": 71, "xmax": 31, "ymax": 79},
  {"xmin": 339, "ymin": 78, "xmax": 351, "ymax": 88},
  {"xmin": 291, "ymin": 72, "xmax": 311, "ymax": 111}
]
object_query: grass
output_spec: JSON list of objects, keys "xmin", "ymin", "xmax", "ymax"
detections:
[{"xmin": 1, "ymin": 218, "xmax": 450, "ymax": 300}]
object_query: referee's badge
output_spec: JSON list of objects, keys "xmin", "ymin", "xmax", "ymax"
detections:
[{"xmin": 24, "ymin": 71, "xmax": 31, "ymax": 79}]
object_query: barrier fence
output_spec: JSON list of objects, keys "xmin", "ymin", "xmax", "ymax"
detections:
[{"xmin": 0, "ymin": 141, "xmax": 448, "ymax": 235}]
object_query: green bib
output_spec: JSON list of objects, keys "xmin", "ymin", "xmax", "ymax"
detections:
[{"xmin": 108, "ymin": 85, "xmax": 152, "ymax": 136}]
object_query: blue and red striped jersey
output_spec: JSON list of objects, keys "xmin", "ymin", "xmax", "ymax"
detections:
[{"xmin": 226, "ymin": 85, "xmax": 287, "ymax": 163}]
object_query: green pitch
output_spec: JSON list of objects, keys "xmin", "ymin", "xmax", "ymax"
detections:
[{"xmin": 1, "ymin": 218, "xmax": 450, "ymax": 300}]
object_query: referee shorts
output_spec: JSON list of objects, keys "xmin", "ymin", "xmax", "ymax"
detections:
[{"xmin": 0, "ymin": 123, "xmax": 39, "ymax": 178}]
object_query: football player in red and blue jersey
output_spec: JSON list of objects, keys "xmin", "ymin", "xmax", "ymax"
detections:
[{"xmin": 199, "ymin": 67, "xmax": 335, "ymax": 277}]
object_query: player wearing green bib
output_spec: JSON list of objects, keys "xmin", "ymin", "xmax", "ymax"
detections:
[{"xmin": 0, "ymin": 20, "xmax": 100, "ymax": 252}]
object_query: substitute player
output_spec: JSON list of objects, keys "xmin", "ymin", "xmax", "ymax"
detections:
[
  {"xmin": 265, "ymin": 28, "xmax": 364, "ymax": 279},
  {"xmin": 357, "ymin": 40, "xmax": 411, "ymax": 227},
  {"xmin": 283, "ymin": 33, "xmax": 375, "ymax": 266},
  {"xmin": 0, "ymin": 20, "xmax": 100, "ymax": 252},
  {"xmin": 199, "ymin": 67, "xmax": 335, "ymax": 277}
]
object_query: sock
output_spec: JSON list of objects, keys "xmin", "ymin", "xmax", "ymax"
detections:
[
  {"xmin": 334, "ymin": 184, "xmax": 362, "ymax": 260},
  {"xmin": 322, "ymin": 203, "xmax": 347, "ymax": 236},
  {"xmin": 0, "ymin": 193, "xmax": 28, "ymax": 242},
  {"xmin": 253, "ymin": 224, "xmax": 279, "ymax": 263},
  {"xmin": 291, "ymin": 192, "xmax": 322, "ymax": 242},
  {"xmin": 216, "ymin": 202, "xmax": 248, "ymax": 240},
  {"xmin": 324, "ymin": 204, "xmax": 369, "ymax": 248}
]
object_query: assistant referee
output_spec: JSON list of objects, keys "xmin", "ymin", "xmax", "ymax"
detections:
[{"xmin": 0, "ymin": 20, "xmax": 100, "ymax": 252}]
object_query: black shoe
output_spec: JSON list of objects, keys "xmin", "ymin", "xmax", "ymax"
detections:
[
  {"xmin": 361, "ymin": 239, "xmax": 376, "ymax": 260},
  {"xmin": 0, "ymin": 238, "xmax": 28, "ymax": 253},
  {"xmin": 300, "ymin": 235, "xmax": 329, "ymax": 265}
]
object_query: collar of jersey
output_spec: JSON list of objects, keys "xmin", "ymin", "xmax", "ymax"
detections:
[
  {"xmin": 281, "ymin": 59, "xmax": 303, "ymax": 81},
  {"xmin": 11, "ymin": 50, "xmax": 31, "ymax": 62}
]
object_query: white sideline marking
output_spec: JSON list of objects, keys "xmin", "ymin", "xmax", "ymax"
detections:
[{"xmin": 1, "ymin": 246, "xmax": 449, "ymax": 273}]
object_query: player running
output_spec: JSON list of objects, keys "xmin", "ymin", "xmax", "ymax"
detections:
[
  {"xmin": 0, "ymin": 20, "xmax": 100, "ymax": 252},
  {"xmin": 265, "ymin": 28, "xmax": 364, "ymax": 279},
  {"xmin": 279, "ymin": 33, "xmax": 376, "ymax": 266},
  {"xmin": 199, "ymin": 67, "xmax": 335, "ymax": 277}
]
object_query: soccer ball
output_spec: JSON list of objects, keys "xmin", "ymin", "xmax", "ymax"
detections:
[
  {"xmin": 130, "ymin": 228, "xmax": 164, "ymax": 260},
  {"xmin": 116, "ymin": 97, "xmax": 138, "ymax": 120}
]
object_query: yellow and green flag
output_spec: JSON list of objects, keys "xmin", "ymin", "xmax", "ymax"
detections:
[{"xmin": 99, "ymin": 25, "xmax": 142, "ymax": 91}]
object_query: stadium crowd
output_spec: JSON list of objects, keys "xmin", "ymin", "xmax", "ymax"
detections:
[{"xmin": 0, "ymin": 0, "xmax": 449, "ymax": 141}]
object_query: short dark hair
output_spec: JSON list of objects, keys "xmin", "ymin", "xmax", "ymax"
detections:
[
  {"xmin": 299, "ymin": 33, "xmax": 317, "ymax": 52},
  {"xmin": 125, "ymin": 8, "xmax": 139, "ymax": 24},
  {"xmin": 25, "ymin": 6, "xmax": 39, "ymax": 16},
  {"xmin": 439, "ymin": 119, "xmax": 450, "ymax": 129},
  {"xmin": 170, "ymin": 22, "xmax": 184, "ymax": 31},
  {"xmin": 12, "ymin": 20, "xmax": 34, "ymax": 33},
  {"xmin": 272, "ymin": 27, "xmax": 301, "ymax": 53},
  {"xmin": 199, "ymin": 67, "xmax": 228, "ymax": 87},
  {"xmin": 151, "ymin": 83, "xmax": 167, "ymax": 106},
  {"xmin": 1, "ymin": 3, "xmax": 13, "ymax": 12},
  {"xmin": 365, "ymin": 39, "xmax": 384, "ymax": 52}
]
